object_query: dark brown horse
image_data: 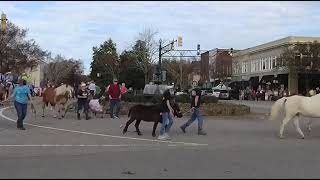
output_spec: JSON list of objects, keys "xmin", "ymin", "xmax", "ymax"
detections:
[{"xmin": 123, "ymin": 101, "xmax": 183, "ymax": 137}]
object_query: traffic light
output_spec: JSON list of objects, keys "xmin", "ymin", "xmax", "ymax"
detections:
[
  {"xmin": 1, "ymin": 13, "xmax": 7, "ymax": 33},
  {"xmin": 197, "ymin": 44, "xmax": 200, "ymax": 55},
  {"xmin": 177, "ymin": 36, "xmax": 183, "ymax": 47}
]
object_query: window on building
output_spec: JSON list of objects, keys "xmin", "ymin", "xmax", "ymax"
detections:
[
  {"xmin": 272, "ymin": 56, "xmax": 277, "ymax": 68},
  {"xmin": 265, "ymin": 58, "xmax": 269, "ymax": 70},
  {"xmin": 251, "ymin": 60, "xmax": 255, "ymax": 72},
  {"xmin": 262, "ymin": 59, "xmax": 266, "ymax": 70}
]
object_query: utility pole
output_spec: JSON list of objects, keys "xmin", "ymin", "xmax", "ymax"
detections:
[
  {"xmin": 1, "ymin": 12, "xmax": 8, "ymax": 73},
  {"xmin": 156, "ymin": 39, "xmax": 162, "ymax": 84},
  {"xmin": 156, "ymin": 38, "xmax": 178, "ymax": 84},
  {"xmin": 180, "ymin": 52, "xmax": 183, "ymax": 89}
]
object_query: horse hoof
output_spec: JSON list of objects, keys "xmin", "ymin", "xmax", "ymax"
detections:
[
  {"xmin": 123, "ymin": 130, "xmax": 127, "ymax": 134},
  {"xmin": 301, "ymin": 136, "xmax": 305, "ymax": 139},
  {"xmin": 152, "ymin": 134, "xmax": 156, "ymax": 137},
  {"xmin": 41, "ymin": 115, "xmax": 45, "ymax": 118},
  {"xmin": 137, "ymin": 132, "xmax": 142, "ymax": 136}
]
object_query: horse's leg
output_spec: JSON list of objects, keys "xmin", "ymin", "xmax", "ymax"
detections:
[
  {"xmin": 279, "ymin": 115, "xmax": 294, "ymax": 139},
  {"xmin": 307, "ymin": 118, "xmax": 312, "ymax": 133},
  {"xmin": 56, "ymin": 103, "xmax": 62, "ymax": 119},
  {"xmin": 134, "ymin": 120, "xmax": 142, "ymax": 136},
  {"xmin": 152, "ymin": 121, "xmax": 159, "ymax": 137},
  {"xmin": 293, "ymin": 115, "xmax": 305, "ymax": 139},
  {"xmin": 42, "ymin": 102, "xmax": 46, "ymax": 117},
  {"xmin": 123, "ymin": 117, "xmax": 135, "ymax": 134},
  {"xmin": 52, "ymin": 105, "xmax": 58, "ymax": 118}
]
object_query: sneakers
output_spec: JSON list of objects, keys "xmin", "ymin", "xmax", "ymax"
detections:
[
  {"xmin": 164, "ymin": 133, "xmax": 171, "ymax": 140},
  {"xmin": 18, "ymin": 127, "xmax": 26, "ymax": 130},
  {"xmin": 157, "ymin": 133, "xmax": 171, "ymax": 140},
  {"xmin": 114, "ymin": 116, "xmax": 120, "ymax": 119},
  {"xmin": 157, "ymin": 135, "xmax": 167, "ymax": 140},
  {"xmin": 198, "ymin": 130, "xmax": 207, "ymax": 136}
]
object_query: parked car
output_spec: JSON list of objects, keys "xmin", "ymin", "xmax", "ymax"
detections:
[
  {"xmin": 205, "ymin": 90, "xmax": 213, "ymax": 96},
  {"xmin": 219, "ymin": 89, "xmax": 230, "ymax": 100},
  {"xmin": 176, "ymin": 91, "xmax": 187, "ymax": 96},
  {"xmin": 212, "ymin": 89, "xmax": 221, "ymax": 98},
  {"xmin": 229, "ymin": 89, "xmax": 239, "ymax": 100}
]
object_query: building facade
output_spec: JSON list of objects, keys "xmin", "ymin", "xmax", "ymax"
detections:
[
  {"xmin": 24, "ymin": 61, "xmax": 46, "ymax": 87},
  {"xmin": 232, "ymin": 36, "xmax": 320, "ymax": 95},
  {"xmin": 188, "ymin": 60, "xmax": 201, "ymax": 84},
  {"xmin": 200, "ymin": 48, "xmax": 233, "ymax": 84}
]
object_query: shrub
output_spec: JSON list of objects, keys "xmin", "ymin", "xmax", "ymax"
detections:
[{"xmin": 122, "ymin": 93, "xmax": 219, "ymax": 104}]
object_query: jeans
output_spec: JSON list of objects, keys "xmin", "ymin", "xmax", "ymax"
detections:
[
  {"xmin": 160, "ymin": 112, "xmax": 174, "ymax": 135},
  {"xmin": 77, "ymin": 99, "xmax": 89, "ymax": 115},
  {"xmin": 181, "ymin": 108, "xmax": 204, "ymax": 131},
  {"xmin": 110, "ymin": 99, "xmax": 120, "ymax": 118},
  {"xmin": 14, "ymin": 101, "xmax": 27, "ymax": 128}
]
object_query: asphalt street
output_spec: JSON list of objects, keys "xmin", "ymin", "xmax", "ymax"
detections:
[{"xmin": 1, "ymin": 99, "xmax": 320, "ymax": 178}]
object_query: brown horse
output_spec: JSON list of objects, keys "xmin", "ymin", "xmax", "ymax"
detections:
[
  {"xmin": 42, "ymin": 84, "xmax": 73, "ymax": 119},
  {"xmin": 123, "ymin": 100, "xmax": 183, "ymax": 137}
]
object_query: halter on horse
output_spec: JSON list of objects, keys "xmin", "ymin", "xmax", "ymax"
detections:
[{"xmin": 42, "ymin": 84, "xmax": 73, "ymax": 119}]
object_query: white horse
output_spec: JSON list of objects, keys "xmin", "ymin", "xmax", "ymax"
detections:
[
  {"xmin": 269, "ymin": 94, "xmax": 320, "ymax": 139},
  {"xmin": 42, "ymin": 84, "xmax": 74, "ymax": 119}
]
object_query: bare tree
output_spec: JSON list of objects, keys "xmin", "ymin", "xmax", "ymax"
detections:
[
  {"xmin": 162, "ymin": 58, "xmax": 192, "ymax": 89},
  {"xmin": 134, "ymin": 28, "xmax": 159, "ymax": 84},
  {"xmin": 44, "ymin": 55, "xmax": 83, "ymax": 85}
]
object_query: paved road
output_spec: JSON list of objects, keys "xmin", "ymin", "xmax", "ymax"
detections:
[
  {"xmin": 1, "ymin": 99, "xmax": 320, "ymax": 178},
  {"xmin": 221, "ymin": 100, "xmax": 274, "ymax": 114}
]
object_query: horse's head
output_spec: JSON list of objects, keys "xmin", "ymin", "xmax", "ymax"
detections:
[{"xmin": 171, "ymin": 98, "xmax": 183, "ymax": 118}]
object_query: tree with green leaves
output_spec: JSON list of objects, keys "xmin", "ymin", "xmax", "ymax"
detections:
[
  {"xmin": 277, "ymin": 41, "xmax": 320, "ymax": 92},
  {"xmin": 0, "ymin": 21, "xmax": 48, "ymax": 74},
  {"xmin": 119, "ymin": 50, "xmax": 145, "ymax": 90},
  {"xmin": 90, "ymin": 38, "xmax": 119, "ymax": 88}
]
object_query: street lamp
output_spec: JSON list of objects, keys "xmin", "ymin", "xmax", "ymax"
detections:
[
  {"xmin": 1, "ymin": 12, "xmax": 8, "ymax": 33},
  {"xmin": 1, "ymin": 12, "xmax": 8, "ymax": 73}
]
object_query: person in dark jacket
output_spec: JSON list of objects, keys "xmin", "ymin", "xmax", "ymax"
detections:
[
  {"xmin": 158, "ymin": 89, "xmax": 174, "ymax": 140},
  {"xmin": 180, "ymin": 85, "xmax": 207, "ymax": 135},
  {"xmin": 77, "ymin": 82, "xmax": 90, "ymax": 120}
]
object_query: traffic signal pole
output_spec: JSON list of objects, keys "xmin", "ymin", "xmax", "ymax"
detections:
[{"xmin": 156, "ymin": 36, "xmax": 204, "ymax": 84}]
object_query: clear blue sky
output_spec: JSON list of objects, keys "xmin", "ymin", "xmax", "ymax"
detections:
[{"xmin": 1, "ymin": 1, "xmax": 320, "ymax": 74}]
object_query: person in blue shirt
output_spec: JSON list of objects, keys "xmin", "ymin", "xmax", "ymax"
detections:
[{"xmin": 10, "ymin": 79, "xmax": 33, "ymax": 130}]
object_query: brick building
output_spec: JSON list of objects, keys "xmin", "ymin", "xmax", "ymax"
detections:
[{"xmin": 200, "ymin": 48, "xmax": 233, "ymax": 85}]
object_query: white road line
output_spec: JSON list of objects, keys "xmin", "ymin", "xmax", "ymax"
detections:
[
  {"xmin": 0, "ymin": 107, "xmax": 208, "ymax": 147},
  {"xmin": 0, "ymin": 144, "xmax": 173, "ymax": 147}
]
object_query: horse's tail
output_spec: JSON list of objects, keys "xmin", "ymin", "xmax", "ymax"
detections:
[{"xmin": 269, "ymin": 97, "xmax": 287, "ymax": 121}]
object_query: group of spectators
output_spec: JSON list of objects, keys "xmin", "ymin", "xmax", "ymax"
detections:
[
  {"xmin": 75, "ymin": 79, "xmax": 127, "ymax": 120},
  {"xmin": 239, "ymin": 86, "xmax": 289, "ymax": 101}
]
